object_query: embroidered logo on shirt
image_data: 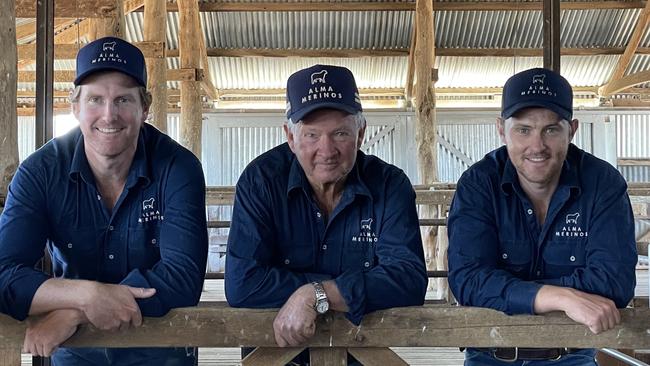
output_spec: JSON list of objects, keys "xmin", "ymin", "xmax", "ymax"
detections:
[
  {"xmin": 138, "ymin": 197, "xmax": 163, "ymax": 223},
  {"xmin": 351, "ymin": 217, "xmax": 378, "ymax": 243},
  {"xmin": 555, "ymin": 212, "xmax": 588, "ymax": 238},
  {"xmin": 565, "ymin": 212, "xmax": 580, "ymax": 224}
]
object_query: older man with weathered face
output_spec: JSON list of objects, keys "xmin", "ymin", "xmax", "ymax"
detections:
[
  {"xmin": 226, "ymin": 64, "xmax": 427, "ymax": 365},
  {"xmin": 448, "ymin": 68, "xmax": 637, "ymax": 365},
  {"xmin": 0, "ymin": 37, "xmax": 208, "ymax": 365}
]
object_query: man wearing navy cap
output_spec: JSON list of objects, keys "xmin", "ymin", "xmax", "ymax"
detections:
[
  {"xmin": 225, "ymin": 64, "xmax": 427, "ymax": 363},
  {"xmin": 0, "ymin": 36, "xmax": 207, "ymax": 364},
  {"xmin": 448, "ymin": 68, "xmax": 637, "ymax": 365}
]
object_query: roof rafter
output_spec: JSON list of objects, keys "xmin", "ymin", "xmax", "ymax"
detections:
[{"xmin": 599, "ymin": 0, "xmax": 650, "ymax": 96}]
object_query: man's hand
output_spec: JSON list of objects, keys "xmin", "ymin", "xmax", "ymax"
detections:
[
  {"xmin": 80, "ymin": 283, "xmax": 155, "ymax": 331},
  {"xmin": 534, "ymin": 285, "xmax": 620, "ymax": 334},
  {"xmin": 22, "ymin": 309, "xmax": 85, "ymax": 357},
  {"xmin": 273, "ymin": 284, "xmax": 318, "ymax": 347}
]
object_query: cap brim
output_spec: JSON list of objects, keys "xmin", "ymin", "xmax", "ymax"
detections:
[
  {"xmin": 502, "ymin": 101, "xmax": 572, "ymax": 121},
  {"xmin": 74, "ymin": 66, "xmax": 145, "ymax": 87},
  {"xmin": 289, "ymin": 102, "xmax": 360, "ymax": 123}
]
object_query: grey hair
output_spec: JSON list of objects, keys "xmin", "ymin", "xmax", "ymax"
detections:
[{"xmin": 286, "ymin": 111, "xmax": 366, "ymax": 133}]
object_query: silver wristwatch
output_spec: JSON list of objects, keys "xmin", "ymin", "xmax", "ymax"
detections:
[{"xmin": 312, "ymin": 281, "xmax": 329, "ymax": 314}]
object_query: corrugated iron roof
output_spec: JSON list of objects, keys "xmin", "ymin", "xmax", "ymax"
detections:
[{"xmin": 17, "ymin": 3, "xmax": 650, "ymax": 95}]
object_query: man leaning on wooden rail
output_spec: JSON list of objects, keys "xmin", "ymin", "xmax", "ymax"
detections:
[
  {"xmin": 225, "ymin": 64, "xmax": 428, "ymax": 365},
  {"xmin": 447, "ymin": 68, "xmax": 638, "ymax": 365},
  {"xmin": 0, "ymin": 37, "xmax": 208, "ymax": 365}
]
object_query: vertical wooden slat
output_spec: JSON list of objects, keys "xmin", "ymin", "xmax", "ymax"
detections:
[
  {"xmin": 177, "ymin": 0, "xmax": 203, "ymax": 157},
  {"xmin": 144, "ymin": 0, "xmax": 168, "ymax": 133},
  {"xmin": 0, "ymin": 0, "xmax": 18, "ymax": 198},
  {"xmin": 348, "ymin": 347, "xmax": 408, "ymax": 366},
  {"xmin": 309, "ymin": 348, "xmax": 347, "ymax": 366},
  {"xmin": 0, "ymin": 348, "xmax": 20, "ymax": 366},
  {"xmin": 241, "ymin": 347, "xmax": 305, "ymax": 366}
]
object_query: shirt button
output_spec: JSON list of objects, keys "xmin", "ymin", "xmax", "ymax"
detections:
[
  {"xmin": 284, "ymin": 259, "xmax": 290, "ymax": 265},
  {"xmin": 502, "ymin": 253, "xmax": 508, "ymax": 259},
  {"xmin": 108, "ymin": 254, "xmax": 115, "ymax": 260},
  {"xmin": 322, "ymin": 244, "xmax": 327, "ymax": 250},
  {"xmin": 97, "ymin": 194, "xmax": 101, "ymax": 201},
  {"xmin": 527, "ymin": 209, "xmax": 533, "ymax": 215},
  {"xmin": 364, "ymin": 261, "xmax": 370, "ymax": 268},
  {"xmin": 108, "ymin": 225, "xmax": 114, "ymax": 231},
  {"xmin": 316, "ymin": 212, "xmax": 322, "ymax": 218},
  {"xmin": 569, "ymin": 255, "xmax": 576, "ymax": 262},
  {"xmin": 67, "ymin": 243, "xmax": 73, "ymax": 248},
  {"xmin": 151, "ymin": 238, "xmax": 157, "ymax": 244},
  {"xmin": 536, "ymin": 270, "xmax": 541, "ymax": 276}
]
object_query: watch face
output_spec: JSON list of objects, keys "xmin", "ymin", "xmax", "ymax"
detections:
[{"xmin": 316, "ymin": 301, "xmax": 329, "ymax": 314}]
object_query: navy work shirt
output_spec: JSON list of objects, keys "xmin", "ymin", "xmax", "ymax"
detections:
[
  {"xmin": 0, "ymin": 124, "xmax": 208, "ymax": 365},
  {"xmin": 448, "ymin": 144, "xmax": 637, "ymax": 315},
  {"xmin": 225, "ymin": 143, "xmax": 427, "ymax": 325}
]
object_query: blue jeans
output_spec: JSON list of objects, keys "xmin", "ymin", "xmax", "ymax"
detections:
[
  {"xmin": 464, "ymin": 348, "xmax": 597, "ymax": 366},
  {"xmin": 52, "ymin": 347, "xmax": 197, "ymax": 366}
]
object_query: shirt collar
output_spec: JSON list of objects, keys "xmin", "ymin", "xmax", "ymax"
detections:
[
  {"xmin": 68, "ymin": 127, "xmax": 151, "ymax": 188},
  {"xmin": 499, "ymin": 143, "xmax": 582, "ymax": 197}
]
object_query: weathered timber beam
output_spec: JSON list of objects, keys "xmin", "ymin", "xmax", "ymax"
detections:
[
  {"xmin": 18, "ymin": 41, "xmax": 165, "ymax": 60},
  {"xmin": 3, "ymin": 307, "xmax": 650, "ymax": 349},
  {"xmin": 168, "ymin": 47, "xmax": 641, "ymax": 59},
  {"xmin": 18, "ymin": 67, "xmax": 202, "ymax": 83},
  {"xmin": 600, "ymin": 0, "xmax": 650, "ymax": 96},
  {"xmin": 15, "ymin": 0, "xmax": 648, "ymax": 18},
  {"xmin": 16, "ymin": 0, "xmax": 120, "ymax": 18},
  {"xmin": 600, "ymin": 69, "xmax": 650, "ymax": 96},
  {"xmin": 130, "ymin": 0, "xmax": 647, "ymax": 12},
  {"xmin": 619, "ymin": 158, "xmax": 650, "ymax": 166}
]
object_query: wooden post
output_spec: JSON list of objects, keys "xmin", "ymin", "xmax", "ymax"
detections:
[
  {"xmin": 88, "ymin": 0, "xmax": 125, "ymax": 39},
  {"xmin": 0, "ymin": 347, "xmax": 20, "ymax": 366},
  {"xmin": 309, "ymin": 348, "xmax": 347, "ymax": 366},
  {"xmin": 0, "ymin": 0, "xmax": 19, "ymax": 198},
  {"xmin": 414, "ymin": 0, "xmax": 444, "ymax": 298},
  {"xmin": 177, "ymin": 0, "xmax": 203, "ymax": 157},
  {"xmin": 543, "ymin": 0, "xmax": 561, "ymax": 72},
  {"xmin": 144, "ymin": 0, "xmax": 168, "ymax": 133}
]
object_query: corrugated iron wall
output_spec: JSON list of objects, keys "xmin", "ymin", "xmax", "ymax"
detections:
[
  {"xmin": 616, "ymin": 113, "xmax": 650, "ymax": 182},
  {"xmin": 13, "ymin": 110, "xmax": 648, "ymax": 183}
]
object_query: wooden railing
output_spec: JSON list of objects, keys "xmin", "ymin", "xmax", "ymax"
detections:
[{"xmin": 3, "ymin": 304, "xmax": 650, "ymax": 366}]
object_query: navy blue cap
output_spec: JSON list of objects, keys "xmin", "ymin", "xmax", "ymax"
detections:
[
  {"xmin": 74, "ymin": 36, "xmax": 147, "ymax": 87},
  {"xmin": 502, "ymin": 68, "xmax": 573, "ymax": 121},
  {"xmin": 286, "ymin": 64, "xmax": 362, "ymax": 123}
]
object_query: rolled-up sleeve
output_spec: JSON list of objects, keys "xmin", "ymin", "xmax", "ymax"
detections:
[
  {"xmin": 0, "ymin": 162, "xmax": 51, "ymax": 320},
  {"xmin": 448, "ymin": 176, "xmax": 542, "ymax": 315},
  {"xmin": 334, "ymin": 172, "xmax": 427, "ymax": 325},
  {"xmin": 121, "ymin": 152, "xmax": 208, "ymax": 316}
]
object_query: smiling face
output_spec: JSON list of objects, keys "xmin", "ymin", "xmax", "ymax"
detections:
[
  {"xmin": 285, "ymin": 109, "xmax": 365, "ymax": 193},
  {"xmin": 497, "ymin": 107, "xmax": 579, "ymax": 193},
  {"xmin": 72, "ymin": 71, "xmax": 148, "ymax": 166}
]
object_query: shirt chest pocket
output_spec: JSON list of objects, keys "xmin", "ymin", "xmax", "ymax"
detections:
[
  {"xmin": 342, "ymin": 240, "xmax": 376, "ymax": 272},
  {"xmin": 50, "ymin": 227, "xmax": 101, "ymax": 279},
  {"xmin": 278, "ymin": 242, "xmax": 315, "ymax": 271},
  {"xmin": 127, "ymin": 224, "xmax": 161, "ymax": 270},
  {"xmin": 498, "ymin": 241, "xmax": 532, "ymax": 278},
  {"xmin": 542, "ymin": 240, "xmax": 586, "ymax": 276}
]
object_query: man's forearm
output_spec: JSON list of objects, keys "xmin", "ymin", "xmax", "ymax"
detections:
[
  {"xmin": 29, "ymin": 278, "xmax": 94, "ymax": 315},
  {"xmin": 322, "ymin": 280, "xmax": 349, "ymax": 312}
]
